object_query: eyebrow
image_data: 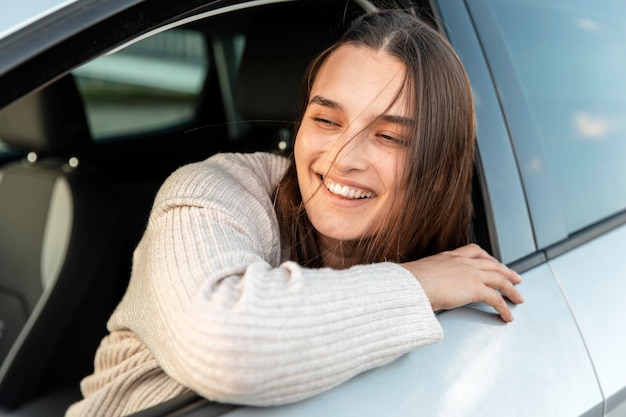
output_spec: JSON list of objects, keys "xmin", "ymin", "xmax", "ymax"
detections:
[
  {"xmin": 380, "ymin": 114, "xmax": 414, "ymax": 127},
  {"xmin": 309, "ymin": 95, "xmax": 415, "ymax": 127},
  {"xmin": 309, "ymin": 95, "xmax": 344, "ymax": 111}
]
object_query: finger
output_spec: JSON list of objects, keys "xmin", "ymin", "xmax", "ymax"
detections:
[
  {"xmin": 465, "ymin": 257, "xmax": 522, "ymax": 285},
  {"xmin": 451, "ymin": 246, "xmax": 524, "ymax": 287},
  {"xmin": 446, "ymin": 243, "xmax": 491, "ymax": 259},
  {"xmin": 481, "ymin": 287, "xmax": 515, "ymax": 322},
  {"xmin": 494, "ymin": 280, "xmax": 524, "ymax": 305},
  {"xmin": 478, "ymin": 269, "xmax": 525, "ymax": 304}
]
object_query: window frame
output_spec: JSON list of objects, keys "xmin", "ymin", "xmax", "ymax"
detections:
[
  {"xmin": 435, "ymin": 0, "xmax": 536, "ymax": 266},
  {"xmin": 0, "ymin": 0, "xmax": 252, "ymax": 110}
]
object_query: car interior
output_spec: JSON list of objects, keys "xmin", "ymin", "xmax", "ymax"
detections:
[{"xmin": 0, "ymin": 1, "xmax": 489, "ymax": 415}]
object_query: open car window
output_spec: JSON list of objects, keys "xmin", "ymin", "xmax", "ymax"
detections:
[{"xmin": 72, "ymin": 28, "xmax": 209, "ymax": 141}]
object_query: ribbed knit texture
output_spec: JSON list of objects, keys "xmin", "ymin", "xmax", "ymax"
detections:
[{"xmin": 66, "ymin": 152, "xmax": 443, "ymax": 417}]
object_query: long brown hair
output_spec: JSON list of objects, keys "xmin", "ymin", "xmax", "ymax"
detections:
[{"xmin": 274, "ymin": 9, "xmax": 476, "ymax": 268}]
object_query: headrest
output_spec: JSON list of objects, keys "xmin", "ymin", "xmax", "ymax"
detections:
[
  {"xmin": 235, "ymin": 4, "xmax": 335, "ymax": 124},
  {"xmin": 0, "ymin": 75, "xmax": 91, "ymax": 154}
]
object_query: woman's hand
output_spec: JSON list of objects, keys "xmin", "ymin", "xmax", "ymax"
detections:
[{"xmin": 401, "ymin": 243, "xmax": 524, "ymax": 322}]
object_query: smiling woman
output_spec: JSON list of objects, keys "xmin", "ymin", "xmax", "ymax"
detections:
[
  {"xmin": 276, "ymin": 11, "xmax": 481, "ymax": 270},
  {"xmin": 66, "ymin": 8, "xmax": 523, "ymax": 417},
  {"xmin": 293, "ymin": 45, "xmax": 410, "ymax": 264}
]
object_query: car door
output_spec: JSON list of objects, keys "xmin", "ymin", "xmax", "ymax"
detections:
[{"xmin": 460, "ymin": 0, "xmax": 626, "ymax": 416}]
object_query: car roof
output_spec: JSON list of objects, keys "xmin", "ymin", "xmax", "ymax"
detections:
[
  {"xmin": 0, "ymin": 0, "xmax": 80, "ymax": 39},
  {"xmin": 0, "ymin": 0, "xmax": 147, "ymax": 81}
]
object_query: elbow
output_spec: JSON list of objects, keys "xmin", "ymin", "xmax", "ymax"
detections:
[
  {"xmin": 182, "ymin": 361, "xmax": 296, "ymax": 406},
  {"xmin": 165, "ymin": 340, "xmax": 300, "ymax": 406}
]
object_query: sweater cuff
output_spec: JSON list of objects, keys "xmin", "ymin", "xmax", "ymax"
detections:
[{"xmin": 377, "ymin": 262, "xmax": 444, "ymax": 346}]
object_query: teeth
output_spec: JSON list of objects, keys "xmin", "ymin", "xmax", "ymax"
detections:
[{"xmin": 323, "ymin": 177, "xmax": 375, "ymax": 199}]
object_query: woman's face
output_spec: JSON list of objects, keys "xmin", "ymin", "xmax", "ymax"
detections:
[{"xmin": 294, "ymin": 44, "xmax": 411, "ymax": 248}]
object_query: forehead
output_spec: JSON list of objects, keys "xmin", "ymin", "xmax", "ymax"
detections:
[{"xmin": 311, "ymin": 44, "xmax": 410, "ymax": 117}]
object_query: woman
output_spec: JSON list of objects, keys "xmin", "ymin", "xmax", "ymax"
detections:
[{"xmin": 67, "ymin": 9, "xmax": 523, "ymax": 417}]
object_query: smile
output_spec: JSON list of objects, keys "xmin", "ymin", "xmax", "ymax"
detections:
[{"xmin": 322, "ymin": 177, "xmax": 376, "ymax": 199}]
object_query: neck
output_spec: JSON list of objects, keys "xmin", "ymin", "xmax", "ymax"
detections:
[{"xmin": 319, "ymin": 235, "xmax": 362, "ymax": 269}]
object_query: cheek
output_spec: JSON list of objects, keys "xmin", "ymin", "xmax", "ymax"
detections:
[
  {"xmin": 293, "ymin": 127, "xmax": 311, "ymax": 167},
  {"xmin": 293, "ymin": 131, "xmax": 316, "ymax": 198},
  {"xmin": 293, "ymin": 136, "xmax": 304, "ymax": 168},
  {"xmin": 378, "ymin": 153, "xmax": 407, "ymax": 193},
  {"xmin": 293, "ymin": 126, "xmax": 311, "ymax": 164},
  {"xmin": 294, "ymin": 124, "xmax": 327, "ymax": 170}
]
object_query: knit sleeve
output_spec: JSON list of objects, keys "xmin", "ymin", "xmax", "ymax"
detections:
[{"xmin": 110, "ymin": 152, "xmax": 443, "ymax": 406}]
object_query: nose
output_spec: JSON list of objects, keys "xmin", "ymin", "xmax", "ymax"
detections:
[{"xmin": 329, "ymin": 127, "xmax": 369, "ymax": 173}]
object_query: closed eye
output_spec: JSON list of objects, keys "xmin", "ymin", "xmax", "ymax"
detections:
[
  {"xmin": 377, "ymin": 132, "xmax": 408, "ymax": 146},
  {"xmin": 313, "ymin": 117, "xmax": 340, "ymax": 127}
]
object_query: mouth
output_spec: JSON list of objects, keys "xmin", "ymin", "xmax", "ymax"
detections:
[{"xmin": 322, "ymin": 176, "xmax": 376, "ymax": 199}]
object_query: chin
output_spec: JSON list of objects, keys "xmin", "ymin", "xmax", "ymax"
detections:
[{"xmin": 315, "ymin": 225, "xmax": 373, "ymax": 243}]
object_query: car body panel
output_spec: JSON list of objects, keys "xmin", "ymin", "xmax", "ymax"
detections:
[
  {"xmin": 222, "ymin": 265, "xmax": 602, "ymax": 417},
  {"xmin": 0, "ymin": 0, "xmax": 143, "ymax": 77},
  {"xmin": 549, "ymin": 223, "xmax": 626, "ymax": 417},
  {"xmin": 0, "ymin": 0, "xmax": 79, "ymax": 39}
]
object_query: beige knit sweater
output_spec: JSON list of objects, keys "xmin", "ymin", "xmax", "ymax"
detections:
[{"xmin": 66, "ymin": 152, "xmax": 443, "ymax": 417}]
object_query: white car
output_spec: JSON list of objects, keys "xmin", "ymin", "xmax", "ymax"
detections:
[{"xmin": 1, "ymin": 0, "xmax": 625, "ymax": 416}]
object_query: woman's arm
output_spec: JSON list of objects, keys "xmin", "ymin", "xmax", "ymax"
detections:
[
  {"xmin": 402, "ymin": 244, "xmax": 524, "ymax": 323},
  {"xmin": 110, "ymin": 153, "xmax": 442, "ymax": 406}
]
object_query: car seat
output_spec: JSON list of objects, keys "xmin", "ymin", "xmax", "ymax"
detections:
[
  {"xmin": 0, "ymin": 75, "xmax": 121, "ymax": 410},
  {"xmin": 234, "ymin": 2, "xmax": 346, "ymax": 153}
]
